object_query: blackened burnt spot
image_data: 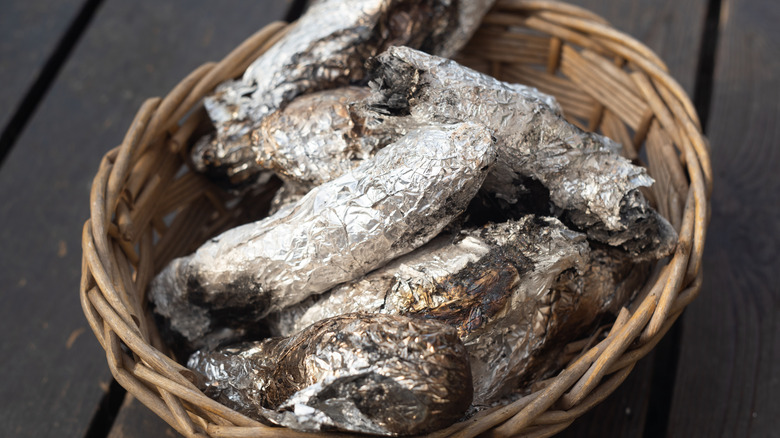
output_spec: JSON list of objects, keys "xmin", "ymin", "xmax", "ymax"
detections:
[
  {"xmin": 187, "ymin": 274, "xmax": 272, "ymax": 333},
  {"xmin": 185, "ymin": 275, "xmax": 207, "ymax": 306},
  {"xmin": 465, "ymin": 177, "xmax": 552, "ymax": 227},
  {"xmin": 530, "ymin": 214, "xmax": 552, "ymax": 229},
  {"xmin": 390, "ymin": 193, "xmax": 460, "ymax": 251},
  {"xmin": 417, "ymin": 0, "xmax": 459, "ymax": 54},
  {"xmin": 152, "ymin": 312, "xmax": 193, "ymax": 362},
  {"xmin": 410, "ymin": 257, "xmax": 518, "ymax": 336},
  {"xmin": 197, "ymin": 158, "xmax": 263, "ymax": 192},
  {"xmin": 365, "ymin": 55, "xmax": 426, "ymax": 116},
  {"xmin": 372, "ymin": 0, "xmax": 458, "ymax": 57},
  {"xmin": 474, "ymin": 222, "xmax": 536, "ymax": 275},
  {"xmin": 496, "ymin": 242, "xmax": 535, "ymax": 277},
  {"xmin": 559, "ymin": 187, "xmax": 674, "ymax": 257}
]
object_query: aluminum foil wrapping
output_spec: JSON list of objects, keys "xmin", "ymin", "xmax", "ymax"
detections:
[
  {"xmin": 356, "ymin": 46, "xmax": 677, "ymax": 258},
  {"xmin": 193, "ymin": 0, "xmax": 495, "ymax": 188},
  {"xmin": 268, "ymin": 216, "xmax": 591, "ymax": 403},
  {"xmin": 516, "ymin": 243, "xmax": 652, "ymax": 388},
  {"xmin": 550, "ymin": 244, "xmax": 652, "ymax": 339},
  {"xmin": 149, "ymin": 122, "xmax": 496, "ymax": 342},
  {"xmin": 188, "ymin": 313, "xmax": 473, "ymax": 436},
  {"xmin": 255, "ymin": 86, "xmax": 387, "ymax": 186}
]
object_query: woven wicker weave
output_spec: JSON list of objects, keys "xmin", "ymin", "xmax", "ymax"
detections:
[{"xmin": 80, "ymin": 1, "xmax": 711, "ymax": 436}]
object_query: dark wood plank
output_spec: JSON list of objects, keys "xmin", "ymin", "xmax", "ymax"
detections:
[
  {"xmin": 0, "ymin": 0, "xmax": 86, "ymax": 134},
  {"xmin": 667, "ymin": 0, "xmax": 780, "ymax": 436},
  {"xmin": 554, "ymin": 0, "xmax": 708, "ymax": 435},
  {"xmin": 0, "ymin": 1, "xmax": 288, "ymax": 437}
]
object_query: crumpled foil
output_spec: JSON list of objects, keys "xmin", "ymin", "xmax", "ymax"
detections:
[
  {"xmin": 247, "ymin": 85, "xmax": 409, "ymax": 215},
  {"xmin": 514, "ymin": 242, "xmax": 652, "ymax": 390},
  {"xmin": 149, "ymin": 122, "xmax": 496, "ymax": 342},
  {"xmin": 188, "ymin": 313, "xmax": 473, "ymax": 436},
  {"xmin": 193, "ymin": 0, "xmax": 496, "ymax": 188},
  {"xmin": 268, "ymin": 216, "xmax": 591, "ymax": 403},
  {"xmin": 255, "ymin": 86, "xmax": 383, "ymax": 186},
  {"xmin": 355, "ymin": 46, "xmax": 677, "ymax": 258},
  {"xmin": 548, "ymin": 243, "xmax": 652, "ymax": 339}
]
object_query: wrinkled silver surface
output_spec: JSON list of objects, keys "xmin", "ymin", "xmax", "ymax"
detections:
[
  {"xmin": 194, "ymin": 0, "xmax": 495, "ymax": 188},
  {"xmin": 520, "ymin": 243, "xmax": 652, "ymax": 387},
  {"xmin": 267, "ymin": 234, "xmax": 490, "ymax": 338},
  {"xmin": 213, "ymin": 85, "xmax": 407, "ymax": 196},
  {"xmin": 255, "ymin": 87, "xmax": 384, "ymax": 186},
  {"xmin": 188, "ymin": 313, "xmax": 473, "ymax": 435},
  {"xmin": 357, "ymin": 46, "xmax": 677, "ymax": 257},
  {"xmin": 551, "ymin": 244, "xmax": 652, "ymax": 334},
  {"xmin": 269, "ymin": 216, "xmax": 591, "ymax": 403},
  {"xmin": 150, "ymin": 122, "xmax": 496, "ymax": 341}
]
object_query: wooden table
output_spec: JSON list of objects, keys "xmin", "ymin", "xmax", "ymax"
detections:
[{"xmin": 0, "ymin": 0, "xmax": 776, "ymax": 436}]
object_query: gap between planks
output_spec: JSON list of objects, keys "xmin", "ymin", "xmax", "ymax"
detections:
[{"xmin": 0, "ymin": 0, "xmax": 105, "ymax": 169}]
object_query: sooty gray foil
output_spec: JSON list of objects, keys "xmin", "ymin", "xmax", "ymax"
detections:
[
  {"xmin": 193, "ymin": 0, "xmax": 495, "ymax": 188},
  {"xmin": 149, "ymin": 122, "xmax": 496, "ymax": 342},
  {"xmin": 188, "ymin": 313, "xmax": 473, "ymax": 435},
  {"xmin": 357, "ymin": 46, "xmax": 677, "ymax": 258},
  {"xmin": 268, "ymin": 216, "xmax": 591, "ymax": 403},
  {"xmin": 267, "ymin": 181, "xmax": 309, "ymax": 216},
  {"xmin": 550, "ymin": 244, "xmax": 652, "ymax": 338}
]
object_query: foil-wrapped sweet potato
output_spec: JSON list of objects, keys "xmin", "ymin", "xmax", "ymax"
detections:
[
  {"xmin": 188, "ymin": 313, "xmax": 473, "ymax": 435},
  {"xmin": 355, "ymin": 46, "xmax": 677, "ymax": 258},
  {"xmin": 193, "ymin": 0, "xmax": 496, "ymax": 188}
]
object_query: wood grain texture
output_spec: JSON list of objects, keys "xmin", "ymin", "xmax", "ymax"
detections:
[
  {"xmin": 0, "ymin": 0, "xmax": 85, "ymax": 132},
  {"xmin": 555, "ymin": 0, "xmax": 708, "ymax": 435},
  {"xmin": 0, "ymin": 1, "xmax": 288, "ymax": 437},
  {"xmin": 667, "ymin": 0, "xmax": 780, "ymax": 436}
]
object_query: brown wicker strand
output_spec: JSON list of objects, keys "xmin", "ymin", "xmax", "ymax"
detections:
[
  {"xmin": 206, "ymin": 425, "xmax": 353, "ymax": 438},
  {"xmin": 89, "ymin": 152, "xmax": 118, "ymax": 266},
  {"xmin": 531, "ymin": 364, "xmax": 636, "ymax": 428},
  {"xmin": 86, "ymin": 287, "xmax": 197, "ymax": 392},
  {"xmin": 653, "ymin": 78, "xmax": 714, "ymax": 196},
  {"xmin": 532, "ymin": 10, "xmax": 668, "ymax": 70},
  {"xmin": 83, "ymin": 221, "xmax": 139, "ymax": 332},
  {"xmin": 558, "ymin": 298, "xmax": 657, "ymax": 410},
  {"xmin": 641, "ymin": 189, "xmax": 696, "ymax": 342},
  {"xmin": 136, "ymin": 63, "xmax": 214, "ymax": 158},
  {"xmin": 106, "ymin": 98, "xmax": 161, "ymax": 216},
  {"xmin": 130, "ymin": 363, "xmax": 261, "ymax": 428},
  {"xmin": 496, "ymin": 0, "xmax": 610, "ymax": 24},
  {"xmin": 80, "ymin": 251, "xmax": 106, "ymax": 349}
]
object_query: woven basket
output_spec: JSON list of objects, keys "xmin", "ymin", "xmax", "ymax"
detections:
[{"xmin": 80, "ymin": 1, "xmax": 712, "ymax": 436}]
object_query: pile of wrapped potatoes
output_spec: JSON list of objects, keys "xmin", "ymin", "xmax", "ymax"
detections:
[{"xmin": 147, "ymin": 0, "xmax": 677, "ymax": 435}]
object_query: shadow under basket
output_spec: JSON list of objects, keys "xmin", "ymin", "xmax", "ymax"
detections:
[{"xmin": 80, "ymin": 1, "xmax": 712, "ymax": 437}]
